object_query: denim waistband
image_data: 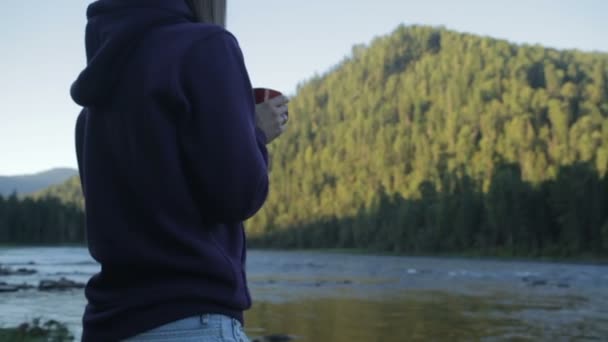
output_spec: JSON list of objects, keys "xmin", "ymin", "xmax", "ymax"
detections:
[{"xmin": 124, "ymin": 314, "xmax": 247, "ymax": 341}]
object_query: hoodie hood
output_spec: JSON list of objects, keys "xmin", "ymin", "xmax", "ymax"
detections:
[{"xmin": 71, "ymin": 0, "xmax": 195, "ymax": 107}]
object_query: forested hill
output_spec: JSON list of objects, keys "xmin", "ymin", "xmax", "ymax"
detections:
[
  {"xmin": 249, "ymin": 25, "xmax": 608, "ymax": 256},
  {"xmin": 33, "ymin": 176, "xmax": 83, "ymax": 209},
  {"xmin": 22, "ymin": 26, "xmax": 608, "ymax": 256}
]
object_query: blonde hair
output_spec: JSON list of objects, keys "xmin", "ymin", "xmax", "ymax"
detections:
[{"xmin": 187, "ymin": 0, "xmax": 227, "ymax": 27}]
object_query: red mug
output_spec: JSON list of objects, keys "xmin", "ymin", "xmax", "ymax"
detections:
[{"xmin": 253, "ymin": 87, "xmax": 283, "ymax": 105}]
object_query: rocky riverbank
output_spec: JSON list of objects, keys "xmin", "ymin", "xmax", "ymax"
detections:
[
  {"xmin": 0, "ymin": 263, "xmax": 86, "ymax": 293},
  {"xmin": 0, "ymin": 277, "xmax": 85, "ymax": 293},
  {"xmin": 0, "ymin": 319, "xmax": 73, "ymax": 341}
]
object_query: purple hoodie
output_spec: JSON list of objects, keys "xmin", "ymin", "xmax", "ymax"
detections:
[{"xmin": 71, "ymin": 1, "xmax": 269, "ymax": 340}]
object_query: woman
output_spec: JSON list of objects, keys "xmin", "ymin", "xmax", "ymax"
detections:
[{"xmin": 71, "ymin": 0, "xmax": 288, "ymax": 341}]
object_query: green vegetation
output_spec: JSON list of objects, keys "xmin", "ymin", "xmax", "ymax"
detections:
[
  {"xmin": 12, "ymin": 25, "xmax": 608, "ymax": 257},
  {"xmin": 33, "ymin": 176, "xmax": 84, "ymax": 210},
  {"xmin": 250, "ymin": 162, "xmax": 608, "ymax": 257},
  {"xmin": 248, "ymin": 26, "xmax": 608, "ymax": 257},
  {"xmin": 0, "ymin": 192, "xmax": 84, "ymax": 244},
  {"xmin": 0, "ymin": 319, "xmax": 73, "ymax": 342}
]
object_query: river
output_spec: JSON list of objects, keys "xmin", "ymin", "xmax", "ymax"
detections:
[{"xmin": 0, "ymin": 247, "xmax": 607, "ymax": 341}]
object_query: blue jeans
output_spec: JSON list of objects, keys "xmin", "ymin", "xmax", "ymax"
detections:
[{"xmin": 123, "ymin": 314, "xmax": 251, "ymax": 342}]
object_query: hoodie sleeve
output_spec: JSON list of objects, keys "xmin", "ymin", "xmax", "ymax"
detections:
[
  {"xmin": 177, "ymin": 31, "xmax": 269, "ymax": 224},
  {"xmin": 75, "ymin": 109, "xmax": 88, "ymax": 198}
]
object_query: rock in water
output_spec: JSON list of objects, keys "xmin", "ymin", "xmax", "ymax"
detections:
[
  {"xmin": 15, "ymin": 268, "xmax": 37, "ymax": 275},
  {"xmin": 0, "ymin": 283, "xmax": 19, "ymax": 293},
  {"xmin": 38, "ymin": 277, "xmax": 85, "ymax": 291},
  {"xmin": 0, "ymin": 282, "xmax": 34, "ymax": 293},
  {"xmin": 530, "ymin": 279, "xmax": 548, "ymax": 287},
  {"xmin": 0, "ymin": 265, "xmax": 37, "ymax": 276},
  {"xmin": 521, "ymin": 276, "xmax": 549, "ymax": 287}
]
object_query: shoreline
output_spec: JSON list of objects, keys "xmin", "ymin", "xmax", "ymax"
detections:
[
  {"xmin": 249, "ymin": 247, "xmax": 608, "ymax": 266},
  {"xmin": 1, "ymin": 245, "xmax": 607, "ymax": 266}
]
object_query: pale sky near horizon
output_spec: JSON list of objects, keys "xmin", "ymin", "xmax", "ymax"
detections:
[{"xmin": 0, "ymin": 0, "xmax": 607, "ymax": 176}]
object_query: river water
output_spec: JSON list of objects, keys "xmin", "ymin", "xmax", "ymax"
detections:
[{"xmin": 0, "ymin": 247, "xmax": 607, "ymax": 341}]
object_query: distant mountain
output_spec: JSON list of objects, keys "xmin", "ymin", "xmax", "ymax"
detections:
[{"xmin": 0, "ymin": 168, "xmax": 78, "ymax": 196}]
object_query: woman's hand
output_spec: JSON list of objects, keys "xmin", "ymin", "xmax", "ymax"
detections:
[{"xmin": 255, "ymin": 95, "xmax": 289, "ymax": 144}]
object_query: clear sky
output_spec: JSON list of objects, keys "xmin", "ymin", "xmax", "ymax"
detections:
[{"xmin": 0, "ymin": 0, "xmax": 606, "ymax": 175}]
